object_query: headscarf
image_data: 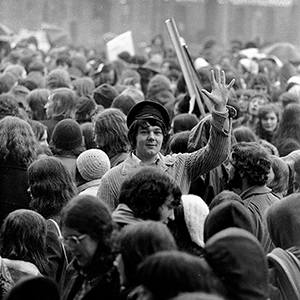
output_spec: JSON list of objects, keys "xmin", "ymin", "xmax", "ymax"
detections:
[
  {"xmin": 181, "ymin": 195, "xmax": 209, "ymax": 248},
  {"xmin": 204, "ymin": 228, "xmax": 269, "ymax": 300},
  {"xmin": 204, "ymin": 201, "xmax": 255, "ymax": 243},
  {"xmin": 267, "ymin": 193, "xmax": 300, "ymax": 249}
]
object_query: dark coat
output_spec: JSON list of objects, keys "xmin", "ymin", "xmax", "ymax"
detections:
[
  {"xmin": 0, "ymin": 158, "xmax": 31, "ymax": 225},
  {"xmin": 63, "ymin": 259, "xmax": 120, "ymax": 300}
]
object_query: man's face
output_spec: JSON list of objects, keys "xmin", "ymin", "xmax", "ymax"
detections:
[
  {"xmin": 135, "ymin": 125, "xmax": 164, "ymax": 163},
  {"xmin": 157, "ymin": 196, "xmax": 176, "ymax": 225}
]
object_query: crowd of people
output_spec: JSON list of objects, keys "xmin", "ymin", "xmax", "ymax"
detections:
[{"xmin": 1, "ymin": 31, "xmax": 300, "ymax": 300}]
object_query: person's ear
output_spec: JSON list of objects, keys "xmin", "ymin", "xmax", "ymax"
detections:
[{"xmin": 127, "ymin": 285, "xmax": 153, "ymax": 300}]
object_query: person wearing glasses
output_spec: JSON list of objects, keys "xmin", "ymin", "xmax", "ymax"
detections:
[{"xmin": 60, "ymin": 194, "xmax": 120, "ymax": 300}]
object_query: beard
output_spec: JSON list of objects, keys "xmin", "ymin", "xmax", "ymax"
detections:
[{"xmin": 227, "ymin": 167, "xmax": 243, "ymax": 195}]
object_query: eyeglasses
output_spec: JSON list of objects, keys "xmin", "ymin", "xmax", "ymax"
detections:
[{"xmin": 59, "ymin": 234, "xmax": 88, "ymax": 247}]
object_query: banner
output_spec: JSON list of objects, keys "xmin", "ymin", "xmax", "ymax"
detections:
[{"xmin": 106, "ymin": 31, "xmax": 135, "ymax": 62}]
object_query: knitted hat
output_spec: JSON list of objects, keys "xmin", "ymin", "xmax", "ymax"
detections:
[
  {"xmin": 76, "ymin": 149, "xmax": 110, "ymax": 181},
  {"xmin": 93, "ymin": 83, "xmax": 119, "ymax": 108},
  {"xmin": 127, "ymin": 100, "xmax": 170, "ymax": 129},
  {"xmin": 51, "ymin": 119, "xmax": 83, "ymax": 150},
  {"xmin": 181, "ymin": 194, "xmax": 209, "ymax": 248}
]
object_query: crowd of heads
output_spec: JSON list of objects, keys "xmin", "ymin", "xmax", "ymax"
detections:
[{"xmin": 1, "ymin": 32, "xmax": 300, "ymax": 300}]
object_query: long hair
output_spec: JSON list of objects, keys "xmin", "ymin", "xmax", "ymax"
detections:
[
  {"xmin": 93, "ymin": 108, "xmax": 129, "ymax": 156},
  {"xmin": 60, "ymin": 195, "xmax": 115, "ymax": 269},
  {"xmin": 28, "ymin": 156, "xmax": 78, "ymax": 218},
  {"xmin": 26, "ymin": 88, "xmax": 50, "ymax": 120},
  {"xmin": 117, "ymin": 221, "xmax": 177, "ymax": 285},
  {"xmin": 27, "ymin": 119, "xmax": 47, "ymax": 142},
  {"xmin": 255, "ymin": 103, "xmax": 281, "ymax": 142},
  {"xmin": 0, "ymin": 209, "xmax": 49, "ymax": 275},
  {"xmin": 135, "ymin": 251, "xmax": 226, "ymax": 300},
  {"xmin": 49, "ymin": 88, "xmax": 76, "ymax": 119},
  {"xmin": 0, "ymin": 93, "xmax": 20, "ymax": 118},
  {"xmin": 273, "ymin": 103, "xmax": 300, "ymax": 154},
  {"xmin": 0, "ymin": 116, "xmax": 38, "ymax": 166}
]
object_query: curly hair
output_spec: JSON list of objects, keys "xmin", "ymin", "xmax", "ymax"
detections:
[
  {"xmin": 0, "ymin": 93, "xmax": 20, "ymax": 119},
  {"xmin": 128, "ymin": 118, "xmax": 169, "ymax": 151},
  {"xmin": 118, "ymin": 166, "xmax": 182, "ymax": 220},
  {"xmin": 230, "ymin": 142, "xmax": 271, "ymax": 186},
  {"xmin": 93, "ymin": 108, "xmax": 129, "ymax": 156},
  {"xmin": 0, "ymin": 209, "xmax": 49, "ymax": 275},
  {"xmin": 28, "ymin": 157, "xmax": 78, "ymax": 219},
  {"xmin": 0, "ymin": 116, "xmax": 38, "ymax": 167},
  {"xmin": 255, "ymin": 103, "xmax": 281, "ymax": 142}
]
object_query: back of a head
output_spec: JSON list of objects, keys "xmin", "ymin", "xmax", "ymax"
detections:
[
  {"xmin": 172, "ymin": 113, "xmax": 198, "ymax": 134},
  {"xmin": 76, "ymin": 149, "xmax": 110, "ymax": 182},
  {"xmin": 0, "ymin": 116, "xmax": 38, "ymax": 166},
  {"xmin": 204, "ymin": 228, "xmax": 269, "ymax": 300},
  {"xmin": 209, "ymin": 190, "xmax": 243, "ymax": 211},
  {"xmin": 0, "ymin": 209, "xmax": 47, "ymax": 273},
  {"xmin": 27, "ymin": 89, "xmax": 50, "ymax": 120},
  {"xmin": 50, "ymin": 118, "xmax": 84, "ymax": 152},
  {"xmin": 93, "ymin": 83, "xmax": 119, "ymax": 108},
  {"xmin": 4, "ymin": 275, "xmax": 60, "ymax": 300},
  {"xmin": 267, "ymin": 193, "xmax": 300, "ymax": 249},
  {"xmin": 111, "ymin": 94, "xmax": 135, "ymax": 115},
  {"xmin": 231, "ymin": 141, "xmax": 271, "ymax": 186},
  {"xmin": 118, "ymin": 221, "xmax": 177, "ymax": 284},
  {"xmin": 46, "ymin": 68, "xmax": 71, "ymax": 90},
  {"xmin": 49, "ymin": 87, "xmax": 77, "ymax": 119},
  {"xmin": 0, "ymin": 73, "xmax": 18, "ymax": 94},
  {"xmin": 233, "ymin": 126, "xmax": 258, "ymax": 143},
  {"xmin": 135, "ymin": 250, "xmax": 225, "ymax": 300},
  {"xmin": 204, "ymin": 201, "xmax": 255, "ymax": 243},
  {"xmin": 72, "ymin": 77, "xmax": 95, "ymax": 97},
  {"xmin": 27, "ymin": 156, "xmax": 77, "ymax": 217},
  {"xmin": 181, "ymin": 195, "xmax": 209, "ymax": 248},
  {"xmin": 168, "ymin": 131, "xmax": 190, "ymax": 154},
  {"xmin": 0, "ymin": 93, "xmax": 20, "ymax": 119}
]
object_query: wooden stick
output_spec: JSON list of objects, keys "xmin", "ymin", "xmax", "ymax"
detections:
[{"xmin": 165, "ymin": 18, "xmax": 206, "ymax": 117}]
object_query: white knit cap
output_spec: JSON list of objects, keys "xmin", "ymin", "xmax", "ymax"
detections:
[
  {"xmin": 181, "ymin": 194, "xmax": 209, "ymax": 248},
  {"xmin": 76, "ymin": 149, "xmax": 110, "ymax": 181}
]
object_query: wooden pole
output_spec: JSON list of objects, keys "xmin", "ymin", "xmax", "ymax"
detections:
[{"xmin": 165, "ymin": 18, "xmax": 206, "ymax": 117}]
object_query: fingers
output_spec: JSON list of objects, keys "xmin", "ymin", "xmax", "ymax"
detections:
[
  {"xmin": 210, "ymin": 70, "xmax": 216, "ymax": 87},
  {"xmin": 221, "ymin": 70, "xmax": 226, "ymax": 86},
  {"xmin": 227, "ymin": 79, "xmax": 235, "ymax": 90}
]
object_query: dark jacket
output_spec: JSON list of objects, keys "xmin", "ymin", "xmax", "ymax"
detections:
[
  {"xmin": 63, "ymin": 259, "xmax": 120, "ymax": 300},
  {"xmin": 0, "ymin": 158, "xmax": 31, "ymax": 225}
]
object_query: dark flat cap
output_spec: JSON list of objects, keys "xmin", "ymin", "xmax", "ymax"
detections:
[{"xmin": 126, "ymin": 100, "xmax": 170, "ymax": 129}]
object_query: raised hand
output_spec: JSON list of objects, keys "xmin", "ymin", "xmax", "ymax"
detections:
[{"xmin": 201, "ymin": 69, "xmax": 235, "ymax": 112}]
